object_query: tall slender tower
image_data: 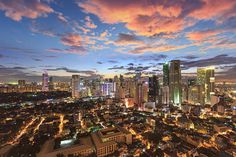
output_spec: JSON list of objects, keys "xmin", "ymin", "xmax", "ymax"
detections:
[
  {"xmin": 163, "ymin": 62, "xmax": 169, "ymax": 86},
  {"xmin": 42, "ymin": 71, "xmax": 49, "ymax": 92},
  {"xmin": 72, "ymin": 75, "xmax": 80, "ymax": 98},
  {"xmin": 169, "ymin": 60, "xmax": 182, "ymax": 105},
  {"xmin": 148, "ymin": 75, "xmax": 159, "ymax": 103},
  {"xmin": 49, "ymin": 76, "xmax": 54, "ymax": 91},
  {"xmin": 197, "ymin": 67, "xmax": 215, "ymax": 104}
]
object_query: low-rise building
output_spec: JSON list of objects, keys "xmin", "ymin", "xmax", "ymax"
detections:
[{"xmin": 91, "ymin": 127, "xmax": 132, "ymax": 157}]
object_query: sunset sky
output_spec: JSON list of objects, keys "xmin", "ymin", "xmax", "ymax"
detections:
[{"xmin": 0, "ymin": 0, "xmax": 236, "ymax": 82}]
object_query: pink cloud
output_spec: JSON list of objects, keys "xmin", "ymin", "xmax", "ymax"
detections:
[
  {"xmin": 85, "ymin": 16, "xmax": 97, "ymax": 29},
  {"xmin": 61, "ymin": 34, "xmax": 83, "ymax": 47},
  {"xmin": 78, "ymin": 0, "xmax": 194, "ymax": 36},
  {"xmin": 0, "ymin": 0, "xmax": 53, "ymax": 21},
  {"xmin": 187, "ymin": 29, "xmax": 223, "ymax": 41},
  {"xmin": 128, "ymin": 44, "xmax": 191, "ymax": 54},
  {"xmin": 78, "ymin": 0, "xmax": 236, "ymax": 37}
]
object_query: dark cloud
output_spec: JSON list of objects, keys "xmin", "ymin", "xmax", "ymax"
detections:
[
  {"xmin": 12, "ymin": 66, "xmax": 28, "ymax": 70},
  {"xmin": 108, "ymin": 60, "xmax": 119, "ymax": 64},
  {"xmin": 108, "ymin": 64, "xmax": 151, "ymax": 73},
  {"xmin": 97, "ymin": 61, "xmax": 103, "ymax": 64},
  {"xmin": 45, "ymin": 55, "xmax": 58, "ymax": 58},
  {"xmin": 0, "ymin": 65, "xmax": 35, "ymax": 82},
  {"xmin": 114, "ymin": 33, "xmax": 143, "ymax": 45},
  {"xmin": 138, "ymin": 54, "xmax": 168, "ymax": 62},
  {"xmin": 181, "ymin": 55, "xmax": 199, "ymax": 60},
  {"xmin": 32, "ymin": 58, "xmax": 42, "ymax": 62},
  {"xmin": 108, "ymin": 66, "xmax": 124, "ymax": 70},
  {"xmin": 47, "ymin": 67, "xmax": 97, "ymax": 76},
  {"xmin": 0, "ymin": 46, "xmax": 38, "ymax": 54},
  {"xmin": 217, "ymin": 65, "xmax": 236, "ymax": 81},
  {"xmin": 182, "ymin": 54, "xmax": 236, "ymax": 69}
]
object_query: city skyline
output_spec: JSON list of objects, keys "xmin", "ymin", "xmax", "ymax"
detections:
[{"xmin": 0, "ymin": 0, "xmax": 236, "ymax": 83}]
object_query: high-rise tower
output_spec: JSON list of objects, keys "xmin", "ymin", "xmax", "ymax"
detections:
[
  {"xmin": 169, "ymin": 60, "xmax": 182, "ymax": 105},
  {"xmin": 197, "ymin": 67, "xmax": 215, "ymax": 104},
  {"xmin": 42, "ymin": 71, "xmax": 49, "ymax": 92},
  {"xmin": 72, "ymin": 75, "xmax": 80, "ymax": 98},
  {"xmin": 148, "ymin": 75, "xmax": 159, "ymax": 103}
]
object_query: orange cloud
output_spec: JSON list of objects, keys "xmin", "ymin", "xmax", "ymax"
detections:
[
  {"xmin": 78, "ymin": 0, "xmax": 193, "ymax": 36},
  {"xmin": 61, "ymin": 34, "xmax": 83, "ymax": 47},
  {"xmin": 78, "ymin": 0, "xmax": 236, "ymax": 37},
  {"xmin": 128, "ymin": 44, "xmax": 191, "ymax": 54},
  {"xmin": 187, "ymin": 29, "xmax": 223, "ymax": 41},
  {"xmin": 0, "ymin": 0, "xmax": 53, "ymax": 21}
]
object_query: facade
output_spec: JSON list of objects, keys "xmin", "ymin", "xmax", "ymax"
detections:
[
  {"xmin": 38, "ymin": 137, "xmax": 95, "ymax": 157},
  {"xmin": 18, "ymin": 80, "xmax": 26, "ymax": 86},
  {"xmin": 71, "ymin": 75, "xmax": 80, "ymax": 98},
  {"xmin": 135, "ymin": 82, "xmax": 144, "ymax": 109},
  {"xmin": 169, "ymin": 60, "xmax": 182, "ymax": 105},
  {"xmin": 148, "ymin": 75, "xmax": 160, "ymax": 103},
  {"xmin": 205, "ymin": 68, "xmax": 215, "ymax": 104},
  {"xmin": 163, "ymin": 62, "xmax": 169, "ymax": 86},
  {"xmin": 162, "ymin": 86, "xmax": 170, "ymax": 104},
  {"xmin": 188, "ymin": 85, "xmax": 204, "ymax": 105},
  {"xmin": 42, "ymin": 71, "xmax": 49, "ymax": 92},
  {"xmin": 101, "ymin": 82, "xmax": 114, "ymax": 96},
  {"xmin": 49, "ymin": 76, "xmax": 54, "ymax": 91},
  {"xmin": 197, "ymin": 67, "xmax": 215, "ymax": 104},
  {"xmin": 91, "ymin": 127, "xmax": 132, "ymax": 157}
]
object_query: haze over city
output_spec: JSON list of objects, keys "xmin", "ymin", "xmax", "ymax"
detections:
[{"xmin": 0, "ymin": 0, "xmax": 236, "ymax": 157}]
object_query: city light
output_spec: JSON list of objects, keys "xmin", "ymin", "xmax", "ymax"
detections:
[{"xmin": 0, "ymin": 0, "xmax": 236, "ymax": 157}]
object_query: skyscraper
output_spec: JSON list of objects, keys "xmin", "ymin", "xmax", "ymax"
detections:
[
  {"xmin": 163, "ymin": 62, "xmax": 169, "ymax": 86},
  {"xmin": 49, "ymin": 76, "xmax": 54, "ymax": 91},
  {"xmin": 169, "ymin": 60, "xmax": 182, "ymax": 105},
  {"xmin": 148, "ymin": 75, "xmax": 159, "ymax": 103},
  {"xmin": 18, "ymin": 80, "xmax": 26, "ymax": 86},
  {"xmin": 42, "ymin": 71, "xmax": 49, "ymax": 92},
  {"xmin": 135, "ymin": 82, "xmax": 144, "ymax": 109},
  {"xmin": 197, "ymin": 67, "xmax": 215, "ymax": 104},
  {"xmin": 72, "ymin": 75, "xmax": 80, "ymax": 98},
  {"xmin": 205, "ymin": 68, "xmax": 215, "ymax": 103}
]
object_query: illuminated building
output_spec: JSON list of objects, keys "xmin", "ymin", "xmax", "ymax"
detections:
[
  {"xmin": 124, "ymin": 98, "xmax": 134, "ymax": 108},
  {"xmin": 205, "ymin": 68, "xmax": 215, "ymax": 103},
  {"xmin": 148, "ymin": 75, "xmax": 160, "ymax": 103},
  {"xmin": 197, "ymin": 67, "xmax": 215, "ymax": 104},
  {"xmin": 18, "ymin": 80, "xmax": 26, "ymax": 86},
  {"xmin": 38, "ymin": 137, "xmax": 95, "ymax": 157},
  {"xmin": 101, "ymin": 82, "xmax": 114, "ymax": 97},
  {"xmin": 91, "ymin": 127, "xmax": 132, "ymax": 157},
  {"xmin": 49, "ymin": 77, "xmax": 54, "ymax": 91},
  {"xmin": 144, "ymin": 102, "xmax": 156, "ymax": 112},
  {"xmin": 135, "ymin": 81, "xmax": 148, "ymax": 109},
  {"xmin": 169, "ymin": 60, "xmax": 182, "ymax": 105},
  {"xmin": 71, "ymin": 75, "xmax": 80, "ymax": 98},
  {"xmin": 188, "ymin": 85, "xmax": 204, "ymax": 105},
  {"xmin": 162, "ymin": 86, "xmax": 169, "ymax": 104},
  {"xmin": 125, "ymin": 78, "xmax": 135, "ymax": 98},
  {"xmin": 42, "ymin": 71, "xmax": 49, "ymax": 92},
  {"xmin": 163, "ymin": 62, "xmax": 169, "ymax": 86},
  {"xmin": 187, "ymin": 79, "xmax": 196, "ymax": 86}
]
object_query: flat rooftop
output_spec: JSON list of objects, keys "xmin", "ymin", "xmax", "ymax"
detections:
[{"xmin": 100, "ymin": 128, "xmax": 121, "ymax": 136}]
